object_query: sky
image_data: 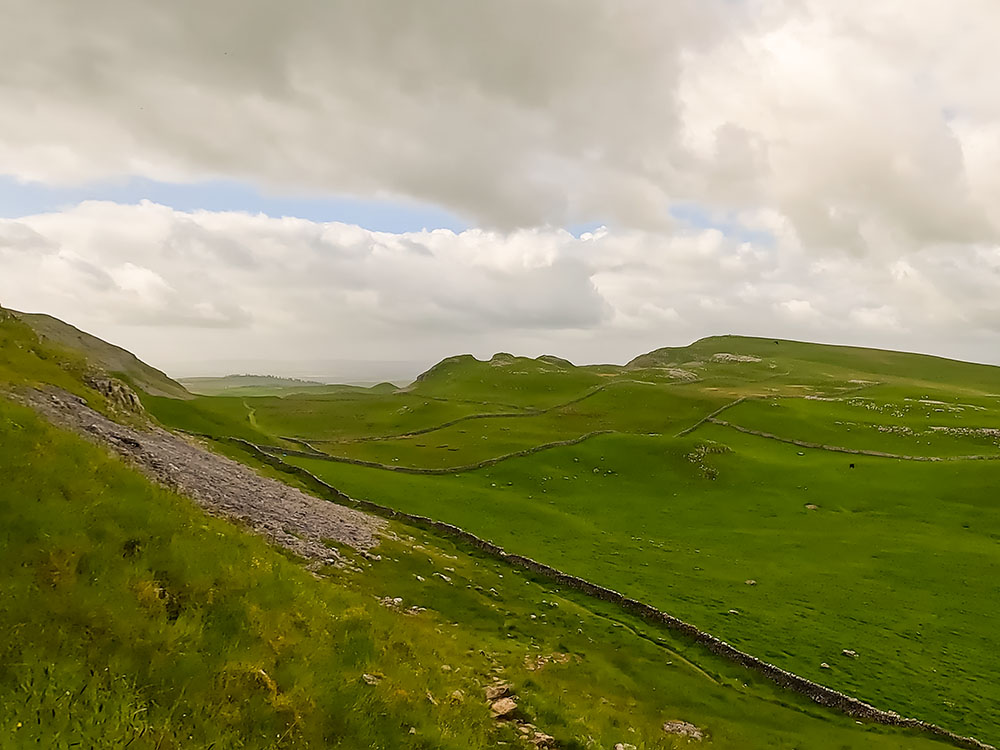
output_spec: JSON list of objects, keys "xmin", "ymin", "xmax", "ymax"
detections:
[{"xmin": 2, "ymin": 0, "xmax": 1000, "ymax": 378}]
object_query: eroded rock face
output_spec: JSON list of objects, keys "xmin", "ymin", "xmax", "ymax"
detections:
[{"xmin": 86, "ymin": 375, "xmax": 144, "ymax": 413}]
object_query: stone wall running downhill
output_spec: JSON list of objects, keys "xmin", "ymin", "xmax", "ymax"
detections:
[
  {"xmin": 255, "ymin": 430, "xmax": 615, "ymax": 475},
  {"xmin": 223, "ymin": 435, "xmax": 994, "ymax": 750},
  {"xmin": 312, "ymin": 379, "xmax": 657, "ymax": 445},
  {"xmin": 674, "ymin": 397, "xmax": 747, "ymax": 437}
]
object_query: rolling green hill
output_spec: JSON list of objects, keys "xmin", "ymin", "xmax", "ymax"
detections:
[
  {"xmin": 2, "ymin": 309, "xmax": 996, "ymax": 748},
  {"xmin": 139, "ymin": 335, "xmax": 1000, "ymax": 746}
]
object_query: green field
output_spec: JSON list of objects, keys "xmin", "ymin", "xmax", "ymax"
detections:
[
  {"xmin": 135, "ymin": 336, "xmax": 1000, "ymax": 745},
  {"xmin": 0, "ymin": 310, "xmax": 962, "ymax": 748}
]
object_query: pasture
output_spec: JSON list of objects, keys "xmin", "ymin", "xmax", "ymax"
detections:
[{"xmin": 141, "ymin": 336, "xmax": 1000, "ymax": 743}]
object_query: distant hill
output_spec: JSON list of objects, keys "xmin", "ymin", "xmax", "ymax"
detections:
[
  {"xmin": 180, "ymin": 374, "xmax": 327, "ymax": 396},
  {"xmin": 9, "ymin": 309, "xmax": 190, "ymax": 399},
  {"xmin": 628, "ymin": 334, "xmax": 1000, "ymax": 392}
]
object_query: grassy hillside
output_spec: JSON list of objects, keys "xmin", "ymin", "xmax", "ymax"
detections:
[
  {"xmin": 142, "ymin": 334, "xmax": 1000, "ymax": 745},
  {"xmin": 0, "ymin": 311, "xmax": 956, "ymax": 748},
  {"xmin": 11, "ymin": 308, "xmax": 190, "ymax": 399}
]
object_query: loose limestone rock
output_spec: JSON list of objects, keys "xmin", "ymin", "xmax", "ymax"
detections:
[
  {"xmin": 662, "ymin": 720, "xmax": 704, "ymax": 741},
  {"xmin": 530, "ymin": 730, "xmax": 555, "ymax": 747},
  {"xmin": 490, "ymin": 697, "xmax": 517, "ymax": 717},
  {"xmin": 485, "ymin": 682, "xmax": 511, "ymax": 701}
]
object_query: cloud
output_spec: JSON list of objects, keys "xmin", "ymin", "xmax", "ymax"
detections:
[
  {"xmin": 2, "ymin": 201, "xmax": 1000, "ymax": 374},
  {"xmin": 4, "ymin": 0, "xmax": 999, "ymax": 250},
  {"xmin": 0, "ymin": 0, "xmax": 724, "ymax": 231}
]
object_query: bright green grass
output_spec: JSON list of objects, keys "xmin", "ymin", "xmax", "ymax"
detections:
[
  {"xmin": 141, "ymin": 393, "xmax": 281, "ymax": 445},
  {"xmin": 0, "ymin": 397, "xmax": 501, "ymax": 749},
  {"xmin": 0, "ymin": 396, "xmax": 949, "ymax": 749},
  {"xmin": 634, "ymin": 335, "xmax": 1000, "ymax": 396},
  {"xmin": 250, "ymin": 392, "xmax": 523, "ymax": 442},
  {"xmin": 137, "ymin": 331, "xmax": 1000, "ymax": 745},
  {"xmin": 722, "ymin": 390, "xmax": 1000, "ymax": 457},
  {"xmin": 314, "ymin": 383, "xmax": 730, "ymax": 468},
  {"xmin": 285, "ymin": 428, "xmax": 1000, "ymax": 743},
  {"xmin": 407, "ymin": 354, "xmax": 611, "ymax": 409}
]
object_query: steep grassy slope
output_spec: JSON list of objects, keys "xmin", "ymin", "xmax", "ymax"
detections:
[
  {"xmin": 11, "ymin": 308, "xmax": 190, "ymax": 398},
  {"xmin": 1, "ymin": 312, "xmax": 955, "ymax": 748}
]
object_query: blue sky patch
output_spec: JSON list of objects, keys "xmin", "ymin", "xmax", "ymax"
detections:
[{"xmin": 0, "ymin": 175, "xmax": 470, "ymax": 234}]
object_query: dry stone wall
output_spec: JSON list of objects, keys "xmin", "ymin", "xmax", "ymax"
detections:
[
  {"xmin": 257, "ymin": 430, "xmax": 614, "ymax": 475},
  {"xmin": 711, "ymin": 418, "xmax": 1000, "ymax": 462}
]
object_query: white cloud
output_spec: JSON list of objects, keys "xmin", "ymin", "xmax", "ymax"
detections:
[
  {"xmin": 2, "ymin": 0, "xmax": 999, "ymax": 250},
  {"xmin": 2, "ymin": 202, "xmax": 1000, "ymax": 375}
]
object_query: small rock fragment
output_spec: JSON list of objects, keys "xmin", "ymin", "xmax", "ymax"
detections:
[{"xmin": 531, "ymin": 731, "xmax": 556, "ymax": 747}]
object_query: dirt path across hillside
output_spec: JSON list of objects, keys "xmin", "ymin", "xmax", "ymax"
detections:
[{"xmin": 19, "ymin": 388, "xmax": 385, "ymax": 563}]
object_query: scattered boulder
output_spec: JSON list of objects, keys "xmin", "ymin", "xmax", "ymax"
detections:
[
  {"xmin": 615, "ymin": 744, "xmax": 638, "ymax": 750},
  {"xmin": 820, "ymin": 662, "xmax": 831, "ymax": 670},
  {"xmin": 490, "ymin": 697, "xmax": 517, "ymax": 717},
  {"xmin": 361, "ymin": 673, "xmax": 381, "ymax": 686},
  {"xmin": 805, "ymin": 504, "xmax": 819, "ymax": 510},
  {"xmin": 663, "ymin": 720, "xmax": 704, "ymax": 741},
  {"xmin": 842, "ymin": 649, "xmax": 858, "ymax": 659},
  {"xmin": 745, "ymin": 579, "xmax": 757, "ymax": 586},
  {"xmin": 449, "ymin": 689, "xmax": 464, "ymax": 704}
]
